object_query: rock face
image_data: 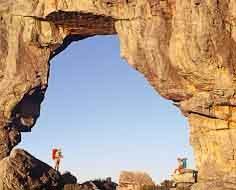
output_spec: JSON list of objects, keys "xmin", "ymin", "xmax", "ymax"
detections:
[
  {"xmin": 61, "ymin": 172, "xmax": 78, "ymax": 186},
  {"xmin": 0, "ymin": 0, "xmax": 236, "ymax": 189},
  {"xmin": 0, "ymin": 149, "xmax": 61, "ymax": 190},
  {"xmin": 171, "ymin": 172, "xmax": 196, "ymax": 190},
  {"xmin": 117, "ymin": 171, "xmax": 155, "ymax": 190},
  {"xmin": 84, "ymin": 179, "xmax": 118, "ymax": 190},
  {"xmin": 64, "ymin": 178, "xmax": 117, "ymax": 190},
  {"xmin": 156, "ymin": 180, "xmax": 174, "ymax": 190},
  {"xmin": 172, "ymin": 173, "xmax": 196, "ymax": 184},
  {"xmin": 64, "ymin": 184, "xmax": 82, "ymax": 190}
]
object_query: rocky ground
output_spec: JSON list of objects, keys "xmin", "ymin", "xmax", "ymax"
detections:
[
  {"xmin": 0, "ymin": 148, "xmax": 194, "ymax": 190},
  {"xmin": 63, "ymin": 171, "xmax": 194, "ymax": 190}
]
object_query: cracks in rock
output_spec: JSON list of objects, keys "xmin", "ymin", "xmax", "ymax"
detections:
[
  {"xmin": 189, "ymin": 111, "xmax": 219, "ymax": 120},
  {"xmin": 11, "ymin": 10, "xmax": 167, "ymax": 24},
  {"xmin": 232, "ymin": 149, "xmax": 235, "ymax": 160},
  {"xmin": 11, "ymin": 11, "xmax": 117, "ymax": 40},
  {"xmin": 0, "ymin": 127, "xmax": 21, "ymax": 160},
  {"xmin": 0, "ymin": 86, "xmax": 46, "ymax": 160},
  {"xmin": 45, "ymin": 11, "xmax": 117, "ymax": 36}
]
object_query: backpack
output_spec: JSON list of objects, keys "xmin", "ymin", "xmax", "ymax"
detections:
[
  {"xmin": 182, "ymin": 158, "xmax": 187, "ymax": 168},
  {"xmin": 52, "ymin": 149, "xmax": 58, "ymax": 160}
]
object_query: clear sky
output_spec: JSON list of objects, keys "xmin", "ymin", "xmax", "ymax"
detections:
[{"xmin": 19, "ymin": 35, "xmax": 195, "ymax": 184}]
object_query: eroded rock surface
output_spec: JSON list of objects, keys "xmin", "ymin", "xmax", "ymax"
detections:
[
  {"xmin": 117, "ymin": 171, "xmax": 155, "ymax": 190},
  {"xmin": 171, "ymin": 172, "xmax": 196, "ymax": 190},
  {"xmin": 61, "ymin": 172, "xmax": 77, "ymax": 186},
  {"xmin": 64, "ymin": 178, "xmax": 117, "ymax": 190},
  {"xmin": 0, "ymin": 0, "xmax": 236, "ymax": 189},
  {"xmin": 0, "ymin": 149, "xmax": 61, "ymax": 190}
]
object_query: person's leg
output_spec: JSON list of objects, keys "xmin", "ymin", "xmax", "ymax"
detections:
[
  {"xmin": 57, "ymin": 159, "xmax": 60, "ymax": 172},
  {"xmin": 54, "ymin": 160, "xmax": 57, "ymax": 170},
  {"xmin": 55, "ymin": 159, "xmax": 59, "ymax": 171}
]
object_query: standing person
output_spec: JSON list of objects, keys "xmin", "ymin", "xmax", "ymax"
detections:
[
  {"xmin": 174, "ymin": 157, "xmax": 186, "ymax": 174},
  {"xmin": 52, "ymin": 148, "xmax": 63, "ymax": 172}
]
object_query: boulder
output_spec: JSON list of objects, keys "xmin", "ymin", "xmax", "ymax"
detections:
[
  {"xmin": 172, "ymin": 172, "xmax": 196, "ymax": 184},
  {"xmin": 64, "ymin": 184, "xmax": 83, "ymax": 190},
  {"xmin": 62, "ymin": 171, "xmax": 77, "ymax": 186},
  {"xmin": 117, "ymin": 171, "xmax": 155, "ymax": 190},
  {"xmin": 0, "ymin": 149, "xmax": 62, "ymax": 190}
]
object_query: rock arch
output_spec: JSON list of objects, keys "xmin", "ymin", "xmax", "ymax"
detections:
[{"xmin": 0, "ymin": 1, "xmax": 236, "ymax": 189}]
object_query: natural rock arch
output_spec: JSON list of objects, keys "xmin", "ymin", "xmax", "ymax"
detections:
[{"xmin": 0, "ymin": 1, "xmax": 236, "ymax": 189}]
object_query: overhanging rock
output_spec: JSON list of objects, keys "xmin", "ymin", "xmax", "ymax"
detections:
[{"xmin": 0, "ymin": 1, "xmax": 236, "ymax": 189}]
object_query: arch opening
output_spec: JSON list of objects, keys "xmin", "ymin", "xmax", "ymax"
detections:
[{"xmin": 19, "ymin": 35, "xmax": 194, "ymax": 183}]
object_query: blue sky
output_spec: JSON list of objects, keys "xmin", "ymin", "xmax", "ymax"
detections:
[{"xmin": 19, "ymin": 35, "xmax": 194, "ymax": 184}]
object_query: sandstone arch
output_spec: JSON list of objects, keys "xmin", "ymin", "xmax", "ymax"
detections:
[{"xmin": 0, "ymin": 1, "xmax": 236, "ymax": 189}]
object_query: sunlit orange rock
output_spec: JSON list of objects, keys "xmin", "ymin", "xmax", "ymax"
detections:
[{"xmin": 0, "ymin": 0, "xmax": 236, "ymax": 189}]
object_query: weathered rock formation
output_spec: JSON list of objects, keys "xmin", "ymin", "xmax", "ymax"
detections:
[
  {"xmin": 0, "ymin": 0, "xmax": 236, "ymax": 189},
  {"xmin": 171, "ymin": 172, "xmax": 196, "ymax": 190},
  {"xmin": 61, "ymin": 172, "xmax": 78, "ymax": 186},
  {"xmin": 64, "ymin": 184, "xmax": 82, "ymax": 190},
  {"xmin": 156, "ymin": 180, "xmax": 174, "ymax": 190},
  {"xmin": 64, "ymin": 178, "xmax": 117, "ymax": 190},
  {"xmin": 117, "ymin": 171, "xmax": 155, "ymax": 190},
  {"xmin": 0, "ymin": 149, "xmax": 61, "ymax": 190}
]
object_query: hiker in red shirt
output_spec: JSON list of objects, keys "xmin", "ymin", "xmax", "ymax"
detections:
[{"xmin": 52, "ymin": 148, "xmax": 63, "ymax": 172}]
